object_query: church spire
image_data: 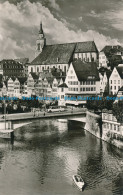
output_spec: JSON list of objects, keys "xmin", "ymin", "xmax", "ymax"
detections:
[
  {"xmin": 35, "ymin": 22, "xmax": 46, "ymax": 58},
  {"xmin": 39, "ymin": 22, "xmax": 44, "ymax": 35}
]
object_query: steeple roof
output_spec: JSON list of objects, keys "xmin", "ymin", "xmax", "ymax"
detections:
[{"xmin": 39, "ymin": 22, "xmax": 44, "ymax": 34}]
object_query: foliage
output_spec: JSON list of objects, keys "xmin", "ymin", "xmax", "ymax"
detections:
[
  {"xmin": 86, "ymin": 95, "xmax": 115, "ymax": 111},
  {"xmin": 112, "ymin": 100, "xmax": 123, "ymax": 122}
]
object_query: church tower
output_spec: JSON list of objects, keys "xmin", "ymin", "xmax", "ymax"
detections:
[{"xmin": 35, "ymin": 22, "xmax": 46, "ymax": 58}]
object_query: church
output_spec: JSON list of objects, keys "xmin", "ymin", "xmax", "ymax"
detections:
[{"xmin": 28, "ymin": 23, "xmax": 99, "ymax": 74}]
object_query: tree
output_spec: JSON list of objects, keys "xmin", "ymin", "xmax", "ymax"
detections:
[{"xmin": 112, "ymin": 100, "xmax": 123, "ymax": 122}]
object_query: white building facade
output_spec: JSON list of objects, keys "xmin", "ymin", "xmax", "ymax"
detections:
[{"xmin": 109, "ymin": 64, "xmax": 123, "ymax": 95}]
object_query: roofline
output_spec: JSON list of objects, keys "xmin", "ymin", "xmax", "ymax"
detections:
[
  {"xmin": 46, "ymin": 40, "xmax": 96, "ymax": 46},
  {"xmin": 29, "ymin": 63, "xmax": 70, "ymax": 65}
]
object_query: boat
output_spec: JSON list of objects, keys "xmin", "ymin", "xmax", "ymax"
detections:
[
  {"xmin": 57, "ymin": 119, "xmax": 67, "ymax": 123},
  {"xmin": 72, "ymin": 175, "xmax": 84, "ymax": 191}
]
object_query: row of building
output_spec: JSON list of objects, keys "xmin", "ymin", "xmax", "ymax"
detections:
[
  {"xmin": 0, "ymin": 60, "xmax": 122, "ymax": 106},
  {"xmin": 0, "ymin": 23, "xmax": 122, "ymax": 106}
]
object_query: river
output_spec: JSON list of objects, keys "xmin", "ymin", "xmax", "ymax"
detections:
[{"xmin": 0, "ymin": 119, "xmax": 122, "ymax": 195}]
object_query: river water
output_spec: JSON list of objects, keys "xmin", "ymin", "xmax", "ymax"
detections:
[{"xmin": 0, "ymin": 119, "xmax": 122, "ymax": 195}]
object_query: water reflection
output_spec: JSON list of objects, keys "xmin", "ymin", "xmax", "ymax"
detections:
[{"xmin": 0, "ymin": 119, "xmax": 122, "ymax": 195}]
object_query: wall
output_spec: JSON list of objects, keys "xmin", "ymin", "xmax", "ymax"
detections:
[
  {"xmin": 85, "ymin": 110, "xmax": 102, "ymax": 139},
  {"xmin": 28, "ymin": 63, "xmax": 69, "ymax": 73},
  {"xmin": 85, "ymin": 110, "xmax": 123, "ymax": 150}
]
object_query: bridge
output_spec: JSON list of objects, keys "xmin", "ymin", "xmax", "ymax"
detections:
[{"xmin": 0, "ymin": 109, "xmax": 86, "ymax": 132}]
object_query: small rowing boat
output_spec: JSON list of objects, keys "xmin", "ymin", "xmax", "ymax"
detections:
[{"xmin": 72, "ymin": 175, "xmax": 84, "ymax": 191}]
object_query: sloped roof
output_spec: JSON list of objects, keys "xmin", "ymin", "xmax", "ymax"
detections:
[
  {"xmin": 31, "ymin": 43, "xmax": 75, "ymax": 65},
  {"xmin": 58, "ymin": 83, "xmax": 68, "ymax": 88},
  {"xmin": 46, "ymin": 77, "xmax": 54, "ymax": 86},
  {"xmin": 101, "ymin": 46, "xmax": 123, "ymax": 64},
  {"xmin": 116, "ymin": 66, "xmax": 123, "ymax": 79},
  {"xmin": 101, "ymin": 45, "xmax": 123, "ymax": 53},
  {"xmin": 105, "ymin": 71, "xmax": 112, "ymax": 79},
  {"xmin": 109, "ymin": 55, "xmax": 122, "ymax": 61},
  {"xmin": 10, "ymin": 77, "xmax": 16, "ymax": 81},
  {"xmin": 14, "ymin": 58, "xmax": 29, "ymax": 65},
  {"xmin": 118, "ymin": 86, "xmax": 123, "ymax": 91},
  {"xmin": 0, "ymin": 59, "xmax": 23, "ymax": 67},
  {"xmin": 72, "ymin": 60, "xmax": 100, "ymax": 81},
  {"xmin": 30, "ymin": 41, "xmax": 98, "ymax": 65},
  {"xmin": 30, "ymin": 72, "xmax": 39, "ymax": 80},
  {"xmin": 4, "ymin": 81, "xmax": 7, "ymax": 87},
  {"xmin": 17, "ymin": 77, "xmax": 27, "ymax": 84},
  {"xmin": 98, "ymin": 67, "xmax": 111, "ymax": 79},
  {"xmin": 75, "ymin": 41, "xmax": 98, "ymax": 53}
]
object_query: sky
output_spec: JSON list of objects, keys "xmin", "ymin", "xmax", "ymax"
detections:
[{"xmin": 0, "ymin": 0, "xmax": 123, "ymax": 61}]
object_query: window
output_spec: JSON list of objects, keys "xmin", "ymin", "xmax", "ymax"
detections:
[
  {"xmin": 61, "ymin": 88, "xmax": 64, "ymax": 92},
  {"xmin": 114, "ymin": 125, "xmax": 116, "ymax": 130},
  {"xmin": 83, "ymin": 81, "xmax": 86, "ymax": 85},
  {"xmin": 37, "ymin": 67, "xmax": 39, "ymax": 72},
  {"xmin": 110, "ymin": 124, "xmax": 112, "ymax": 130},
  {"xmin": 110, "ymin": 80, "xmax": 112, "ymax": 84},
  {"xmin": 31, "ymin": 67, "xmax": 33, "ymax": 72},
  {"xmin": 87, "ymin": 81, "xmax": 90, "ymax": 85},
  {"xmin": 64, "ymin": 66, "xmax": 66, "ymax": 72},
  {"xmin": 114, "ymin": 80, "xmax": 116, "ymax": 84},
  {"xmin": 118, "ymin": 86, "xmax": 120, "ymax": 90},
  {"xmin": 80, "ymin": 81, "xmax": 83, "ymax": 85},
  {"xmin": 114, "ymin": 86, "xmax": 116, "ymax": 90},
  {"xmin": 118, "ymin": 80, "xmax": 120, "ymax": 84},
  {"xmin": 85, "ymin": 53, "xmax": 87, "ymax": 60},
  {"xmin": 118, "ymin": 126, "xmax": 120, "ymax": 131},
  {"xmin": 71, "ymin": 70, "xmax": 73, "ymax": 74}
]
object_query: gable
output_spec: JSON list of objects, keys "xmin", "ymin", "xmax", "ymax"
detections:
[
  {"xmin": 65, "ymin": 63, "xmax": 78, "ymax": 84},
  {"xmin": 110, "ymin": 67, "xmax": 121, "ymax": 80}
]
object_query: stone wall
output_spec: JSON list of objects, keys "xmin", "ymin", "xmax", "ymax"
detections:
[
  {"xmin": 85, "ymin": 111, "xmax": 102, "ymax": 139},
  {"xmin": 85, "ymin": 110, "xmax": 123, "ymax": 150}
]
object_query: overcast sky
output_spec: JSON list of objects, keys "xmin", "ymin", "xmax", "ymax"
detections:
[{"xmin": 0, "ymin": 0, "xmax": 123, "ymax": 61}]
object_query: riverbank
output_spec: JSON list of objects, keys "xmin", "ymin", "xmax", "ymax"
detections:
[{"xmin": 85, "ymin": 110, "xmax": 123, "ymax": 150}]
